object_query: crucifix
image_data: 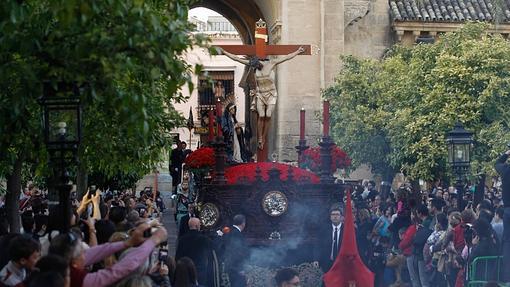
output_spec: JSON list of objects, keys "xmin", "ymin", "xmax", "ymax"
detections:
[{"xmin": 215, "ymin": 19, "xmax": 311, "ymax": 162}]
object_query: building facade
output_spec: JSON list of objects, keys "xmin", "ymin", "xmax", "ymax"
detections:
[
  {"xmin": 177, "ymin": 0, "xmax": 510, "ymax": 161},
  {"xmin": 172, "ymin": 16, "xmax": 246, "ymax": 150}
]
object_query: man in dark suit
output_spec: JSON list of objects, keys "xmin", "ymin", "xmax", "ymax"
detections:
[
  {"xmin": 170, "ymin": 141, "xmax": 187, "ymax": 191},
  {"xmin": 223, "ymin": 214, "xmax": 249, "ymax": 287},
  {"xmin": 175, "ymin": 217, "xmax": 213, "ymax": 285},
  {"xmin": 316, "ymin": 205, "xmax": 344, "ymax": 272}
]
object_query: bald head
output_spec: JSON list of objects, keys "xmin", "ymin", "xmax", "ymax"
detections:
[{"xmin": 188, "ymin": 217, "xmax": 201, "ymax": 230}]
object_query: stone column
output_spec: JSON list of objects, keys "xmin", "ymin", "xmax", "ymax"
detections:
[{"xmin": 272, "ymin": 0, "xmax": 343, "ymax": 162}]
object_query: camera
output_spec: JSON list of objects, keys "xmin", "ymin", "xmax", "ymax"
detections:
[
  {"xmin": 80, "ymin": 202, "xmax": 93, "ymax": 220},
  {"xmin": 158, "ymin": 248, "xmax": 168, "ymax": 263},
  {"xmin": 143, "ymin": 227, "xmax": 157, "ymax": 238},
  {"xmin": 464, "ymin": 223, "xmax": 475, "ymax": 245},
  {"xmin": 88, "ymin": 185, "xmax": 97, "ymax": 199}
]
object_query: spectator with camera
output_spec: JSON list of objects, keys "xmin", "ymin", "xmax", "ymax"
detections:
[{"xmin": 48, "ymin": 221, "xmax": 167, "ymax": 287}]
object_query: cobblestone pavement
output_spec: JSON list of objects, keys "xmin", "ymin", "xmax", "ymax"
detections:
[{"xmin": 161, "ymin": 192, "xmax": 177, "ymax": 256}]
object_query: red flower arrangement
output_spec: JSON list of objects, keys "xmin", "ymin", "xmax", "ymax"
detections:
[
  {"xmin": 184, "ymin": 147, "xmax": 215, "ymax": 169},
  {"xmin": 225, "ymin": 162, "xmax": 320, "ymax": 184},
  {"xmin": 302, "ymin": 145, "xmax": 352, "ymax": 173}
]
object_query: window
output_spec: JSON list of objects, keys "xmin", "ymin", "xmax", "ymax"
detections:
[{"xmin": 197, "ymin": 71, "xmax": 235, "ymax": 107}]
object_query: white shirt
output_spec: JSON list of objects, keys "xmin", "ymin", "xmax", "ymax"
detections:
[
  {"xmin": 0, "ymin": 261, "xmax": 26, "ymax": 286},
  {"xmin": 233, "ymin": 225, "xmax": 242, "ymax": 232}
]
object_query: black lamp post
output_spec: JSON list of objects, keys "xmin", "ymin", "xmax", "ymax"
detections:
[
  {"xmin": 39, "ymin": 82, "xmax": 82, "ymax": 233},
  {"xmin": 446, "ymin": 122, "xmax": 473, "ymax": 211}
]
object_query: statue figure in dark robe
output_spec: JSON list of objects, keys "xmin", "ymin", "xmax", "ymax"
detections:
[{"xmin": 221, "ymin": 103, "xmax": 247, "ymax": 163}]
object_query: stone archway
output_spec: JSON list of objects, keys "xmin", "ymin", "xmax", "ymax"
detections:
[
  {"xmin": 192, "ymin": 0, "xmax": 267, "ymax": 158},
  {"xmin": 192, "ymin": 0, "xmax": 265, "ymax": 45},
  {"xmin": 191, "ymin": 0, "xmax": 342, "ymax": 162}
]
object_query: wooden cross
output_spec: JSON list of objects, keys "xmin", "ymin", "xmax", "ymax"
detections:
[
  {"xmin": 216, "ymin": 19, "xmax": 311, "ymax": 162},
  {"xmin": 217, "ymin": 19, "xmax": 312, "ymax": 59}
]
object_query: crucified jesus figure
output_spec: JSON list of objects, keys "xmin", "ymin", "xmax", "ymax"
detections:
[{"xmin": 217, "ymin": 46, "xmax": 305, "ymax": 150}]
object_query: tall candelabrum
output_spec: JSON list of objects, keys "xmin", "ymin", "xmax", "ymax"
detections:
[
  {"xmin": 296, "ymin": 108, "xmax": 309, "ymax": 167},
  {"xmin": 319, "ymin": 100, "xmax": 335, "ymax": 183}
]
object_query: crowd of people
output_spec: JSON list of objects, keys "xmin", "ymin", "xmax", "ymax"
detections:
[
  {"xmin": 0, "ymin": 149, "xmax": 508, "ymax": 287},
  {"xmin": 331, "ymin": 150, "xmax": 509, "ymax": 287},
  {"xmin": 342, "ymin": 179, "xmax": 506, "ymax": 287},
  {"xmin": 0, "ymin": 186, "xmax": 196, "ymax": 287}
]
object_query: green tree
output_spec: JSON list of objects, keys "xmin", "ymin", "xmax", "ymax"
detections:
[
  {"xmin": 0, "ymin": 0, "xmax": 205, "ymax": 232},
  {"xmin": 325, "ymin": 23, "xmax": 510, "ymax": 183}
]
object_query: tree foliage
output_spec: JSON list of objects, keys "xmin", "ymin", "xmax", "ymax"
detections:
[
  {"xmin": 0, "ymin": 0, "xmax": 206, "ymax": 183},
  {"xmin": 324, "ymin": 23, "xmax": 510, "ymax": 181}
]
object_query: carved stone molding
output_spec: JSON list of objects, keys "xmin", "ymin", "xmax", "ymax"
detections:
[
  {"xmin": 269, "ymin": 20, "xmax": 282, "ymax": 44},
  {"xmin": 345, "ymin": 0, "xmax": 372, "ymax": 26}
]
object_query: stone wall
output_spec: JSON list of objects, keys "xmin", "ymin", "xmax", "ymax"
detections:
[
  {"xmin": 344, "ymin": 0, "xmax": 393, "ymax": 58},
  {"xmin": 273, "ymin": 0, "xmax": 344, "ymax": 162}
]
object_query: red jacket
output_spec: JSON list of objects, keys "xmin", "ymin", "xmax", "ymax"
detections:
[
  {"xmin": 453, "ymin": 224, "xmax": 465, "ymax": 253},
  {"xmin": 399, "ymin": 225, "xmax": 417, "ymax": 256}
]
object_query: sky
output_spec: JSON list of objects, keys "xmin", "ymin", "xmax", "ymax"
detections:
[{"xmin": 189, "ymin": 7, "xmax": 221, "ymax": 22}]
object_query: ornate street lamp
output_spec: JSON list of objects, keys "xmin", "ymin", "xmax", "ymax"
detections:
[
  {"xmin": 446, "ymin": 122, "xmax": 473, "ymax": 211},
  {"xmin": 39, "ymin": 81, "xmax": 82, "ymax": 232}
]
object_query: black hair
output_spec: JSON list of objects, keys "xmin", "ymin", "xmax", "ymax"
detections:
[
  {"xmin": 26, "ymin": 271, "xmax": 64, "ymax": 287},
  {"xmin": 473, "ymin": 218, "xmax": 492, "ymax": 239},
  {"xmin": 478, "ymin": 199, "xmax": 493, "ymax": 213},
  {"xmin": 109, "ymin": 206, "xmax": 127, "ymax": 224},
  {"xmin": 35, "ymin": 254, "xmax": 69, "ymax": 278},
  {"xmin": 478, "ymin": 209, "xmax": 493, "ymax": 223},
  {"xmin": 329, "ymin": 204, "xmax": 344, "ymax": 215},
  {"xmin": 416, "ymin": 204, "xmax": 429, "ymax": 217},
  {"xmin": 95, "ymin": 219, "xmax": 116, "ymax": 244},
  {"xmin": 233, "ymin": 214, "xmax": 246, "ymax": 226},
  {"xmin": 173, "ymin": 257, "xmax": 198, "ymax": 286},
  {"xmin": 436, "ymin": 213, "xmax": 449, "ymax": 230},
  {"xmin": 275, "ymin": 268, "xmax": 299, "ymax": 286},
  {"xmin": 0, "ymin": 233, "xmax": 20, "ymax": 269},
  {"xmin": 430, "ymin": 198, "xmax": 445, "ymax": 211},
  {"xmin": 8, "ymin": 234, "xmax": 41, "ymax": 262}
]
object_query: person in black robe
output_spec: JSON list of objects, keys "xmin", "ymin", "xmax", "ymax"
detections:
[
  {"xmin": 178, "ymin": 203, "xmax": 196, "ymax": 238},
  {"xmin": 175, "ymin": 218, "xmax": 213, "ymax": 286},
  {"xmin": 170, "ymin": 141, "xmax": 187, "ymax": 191}
]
